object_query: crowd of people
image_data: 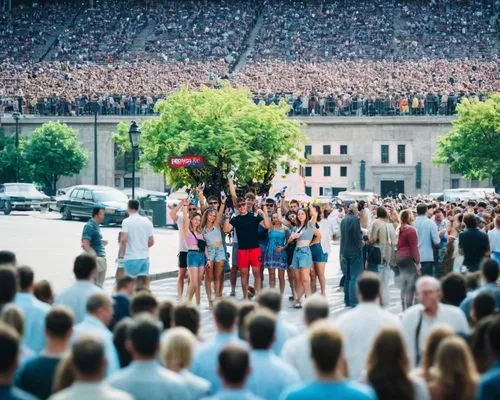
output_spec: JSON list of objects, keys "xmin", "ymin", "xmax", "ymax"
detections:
[{"xmin": 1, "ymin": 170, "xmax": 500, "ymax": 399}]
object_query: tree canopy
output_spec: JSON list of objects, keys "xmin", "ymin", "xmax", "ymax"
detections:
[
  {"xmin": 24, "ymin": 121, "xmax": 87, "ymax": 193},
  {"xmin": 433, "ymin": 93, "xmax": 500, "ymax": 189},
  {"xmin": 114, "ymin": 85, "xmax": 305, "ymax": 195},
  {"xmin": 0, "ymin": 133, "xmax": 32, "ymax": 183}
]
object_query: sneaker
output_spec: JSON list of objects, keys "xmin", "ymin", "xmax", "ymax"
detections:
[{"xmin": 230, "ymin": 290, "xmax": 236, "ymax": 297}]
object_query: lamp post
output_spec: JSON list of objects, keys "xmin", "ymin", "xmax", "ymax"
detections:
[
  {"xmin": 12, "ymin": 112, "xmax": 20, "ymax": 182},
  {"xmin": 128, "ymin": 121, "xmax": 141, "ymax": 199},
  {"xmin": 90, "ymin": 101, "xmax": 99, "ymax": 185}
]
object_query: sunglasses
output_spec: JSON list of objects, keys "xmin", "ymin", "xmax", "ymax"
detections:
[
  {"xmin": 188, "ymin": 207, "xmax": 197, "ymax": 211},
  {"xmin": 209, "ymin": 201, "xmax": 219, "ymax": 205},
  {"xmin": 237, "ymin": 203, "xmax": 247, "ymax": 208}
]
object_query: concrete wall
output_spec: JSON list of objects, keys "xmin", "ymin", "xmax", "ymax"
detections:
[{"xmin": 0, "ymin": 114, "xmax": 487, "ymax": 194}]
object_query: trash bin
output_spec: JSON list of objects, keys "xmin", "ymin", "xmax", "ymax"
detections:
[{"xmin": 146, "ymin": 196, "xmax": 167, "ymax": 227}]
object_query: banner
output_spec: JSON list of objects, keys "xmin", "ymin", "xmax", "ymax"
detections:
[{"xmin": 169, "ymin": 156, "xmax": 204, "ymax": 169}]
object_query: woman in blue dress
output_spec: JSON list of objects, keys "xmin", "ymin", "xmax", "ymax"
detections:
[{"xmin": 264, "ymin": 212, "xmax": 289, "ymax": 295}]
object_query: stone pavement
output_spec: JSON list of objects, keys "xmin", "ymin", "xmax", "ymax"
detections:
[{"xmin": 105, "ymin": 267, "xmax": 403, "ymax": 340}]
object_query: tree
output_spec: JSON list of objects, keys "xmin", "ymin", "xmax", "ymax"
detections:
[
  {"xmin": 433, "ymin": 93, "xmax": 500, "ymax": 190},
  {"xmin": 0, "ymin": 133, "xmax": 32, "ymax": 183},
  {"xmin": 25, "ymin": 121, "xmax": 87, "ymax": 194},
  {"xmin": 114, "ymin": 85, "xmax": 305, "ymax": 196}
]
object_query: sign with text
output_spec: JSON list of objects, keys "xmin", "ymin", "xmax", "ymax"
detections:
[{"xmin": 169, "ymin": 156, "xmax": 204, "ymax": 169}]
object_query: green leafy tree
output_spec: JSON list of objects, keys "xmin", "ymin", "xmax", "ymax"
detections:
[
  {"xmin": 114, "ymin": 85, "xmax": 305, "ymax": 195},
  {"xmin": 25, "ymin": 121, "xmax": 87, "ymax": 193},
  {"xmin": 433, "ymin": 93, "xmax": 500, "ymax": 189},
  {"xmin": 0, "ymin": 132, "xmax": 32, "ymax": 183}
]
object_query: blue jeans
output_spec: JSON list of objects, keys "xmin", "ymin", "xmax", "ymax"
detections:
[{"xmin": 341, "ymin": 253, "xmax": 363, "ymax": 307}]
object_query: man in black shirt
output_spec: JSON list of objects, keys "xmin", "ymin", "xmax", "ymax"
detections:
[
  {"xmin": 459, "ymin": 213, "xmax": 490, "ymax": 273},
  {"xmin": 224, "ymin": 197, "xmax": 270, "ymax": 300}
]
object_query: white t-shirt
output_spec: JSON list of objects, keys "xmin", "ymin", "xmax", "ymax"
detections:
[
  {"xmin": 121, "ymin": 213, "xmax": 154, "ymax": 260},
  {"xmin": 488, "ymin": 228, "xmax": 500, "ymax": 253}
]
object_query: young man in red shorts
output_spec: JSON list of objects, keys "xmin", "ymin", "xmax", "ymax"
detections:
[{"xmin": 224, "ymin": 197, "xmax": 271, "ymax": 300}]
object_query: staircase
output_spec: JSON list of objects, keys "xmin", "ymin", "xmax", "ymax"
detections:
[
  {"xmin": 231, "ymin": 13, "xmax": 264, "ymax": 74},
  {"xmin": 129, "ymin": 21, "xmax": 156, "ymax": 52}
]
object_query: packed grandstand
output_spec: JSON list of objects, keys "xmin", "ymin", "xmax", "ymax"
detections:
[{"xmin": 0, "ymin": 0, "xmax": 498, "ymax": 116}]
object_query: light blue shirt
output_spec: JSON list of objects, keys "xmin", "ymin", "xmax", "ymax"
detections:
[
  {"xmin": 55, "ymin": 280, "xmax": 102, "ymax": 323},
  {"xmin": 107, "ymin": 360, "xmax": 188, "ymax": 400},
  {"xmin": 280, "ymin": 380, "xmax": 377, "ymax": 400},
  {"xmin": 246, "ymin": 350, "xmax": 300, "ymax": 400},
  {"xmin": 273, "ymin": 320, "xmax": 299, "ymax": 356},
  {"xmin": 413, "ymin": 215, "xmax": 440, "ymax": 263},
  {"xmin": 460, "ymin": 282, "xmax": 500, "ymax": 318},
  {"xmin": 191, "ymin": 332, "xmax": 248, "ymax": 393},
  {"xmin": 204, "ymin": 388, "xmax": 263, "ymax": 400},
  {"xmin": 73, "ymin": 315, "xmax": 120, "ymax": 376},
  {"xmin": 14, "ymin": 292, "xmax": 50, "ymax": 353}
]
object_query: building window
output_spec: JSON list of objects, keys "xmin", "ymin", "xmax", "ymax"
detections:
[
  {"xmin": 124, "ymin": 178, "xmax": 140, "ymax": 188},
  {"xmin": 319, "ymin": 187, "xmax": 324, "ymax": 196},
  {"xmin": 451, "ymin": 179, "xmax": 460, "ymax": 189},
  {"xmin": 305, "ymin": 186, "xmax": 312, "ymax": 196},
  {"xmin": 304, "ymin": 145, "xmax": 312, "ymax": 157},
  {"xmin": 340, "ymin": 145, "xmax": 348, "ymax": 155},
  {"xmin": 324, "ymin": 166, "xmax": 331, "ymax": 177},
  {"xmin": 114, "ymin": 177, "xmax": 121, "ymax": 188},
  {"xmin": 398, "ymin": 145, "xmax": 406, "ymax": 164},
  {"xmin": 305, "ymin": 166, "xmax": 312, "ymax": 177},
  {"xmin": 340, "ymin": 166, "xmax": 347, "ymax": 177},
  {"xmin": 381, "ymin": 145, "xmax": 389, "ymax": 164},
  {"xmin": 323, "ymin": 145, "xmax": 331, "ymax": 155}
]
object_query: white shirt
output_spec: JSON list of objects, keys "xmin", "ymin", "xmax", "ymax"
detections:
[
  {"xmin": 54, "ymin": 281, "xmax": 103, "ymax": 323},
  {"xmin": 318, "ymin": 219, "xmax": 335, "ymax": 254},
  {"xmin": 402, "ymin": 303, "xmax": 470, "ymax": 367},
  {"xmin": 281, "ymin": 331, "xmax": 315, "ymax": 382},
  {"xmin": 48, "ymin": 382, "xmax": 133, "ymax": 400},
  {"xmin": 488, "ymin": 228, "xmax": 500, "ymax": 253},
  {"xmin": 121, "ymin": 213, "xmax": 154, "ymax": 260},
  {"xmin": 336, "ymin": 302, "xmax": 403, "ymax": 380},
  {"xmin": 327, "ymin": 210, "xmax": 341, "ymax": 238}
]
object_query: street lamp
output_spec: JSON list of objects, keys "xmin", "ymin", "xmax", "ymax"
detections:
[
  {"xmin": 90, "ymin": 101, "xmax": 99, "ymax": 185},
  {"xmin": 128, "ymin": 121, "xmax": 141, "ymax": 199},
  {"xmin": 12, "ymin": 112, "xmax": 20, "ymax": 182}
]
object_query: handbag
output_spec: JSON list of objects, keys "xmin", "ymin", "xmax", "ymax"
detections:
[
  {"xmin": 367, "ymin": 244, "xmax": 382, "ymax": 265},
  {"xmin": 190, "ymin": 230, "xmax": 207, "ymax": 252}
]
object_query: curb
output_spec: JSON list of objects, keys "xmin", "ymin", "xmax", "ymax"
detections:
[{"xmin": 105, "ymin": 270, "xmax": 178, "ymax": 282}]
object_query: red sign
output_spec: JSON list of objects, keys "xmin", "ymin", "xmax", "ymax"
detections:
[{"xmin": 169, "ymin": 156, "xmax": 204, "ymax": 169}]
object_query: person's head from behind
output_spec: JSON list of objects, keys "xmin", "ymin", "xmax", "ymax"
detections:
[
  {"xmin": 72, "ymin": 336, "xmax": 107, "ymax": 381},
  {"xmin": 73, "ymin": 253, "xmax": 97, "ymax": 281},
  {"xmin": 309, "ymin": 321, "xmax": 345, "ymax": 378},
  {"xmin": 17, "ymin": 265, "xmax": 34, "ymax": 293},
  {"xmin": 0, "ymin": 322, "xmax": 20, "ymax": 380},
  {"xmin": 0, "ymin": 251, "xmax": 16, "ymax": 267},
  {"xmin": 86, "ymin": 293, "xmax": 113, "ymax": 327},
  {"xmin": 481, "ymin": 259, "xmax": 499, "ymax": 284},
  {"xmin": 34, "ymin": 280, "xmax": 54, "ymax": 304},
  {"xmin": 463, "ymin": 213, "xmax": 478, "ymax": 229},
  {"xmin": 416, "ymin": 203, "xmax": 428, "ymax": 216},
  {"xmin": 127, "ymin": 199, "xmax": 140, "ymax": 214},
  {"xmin": 304, "ymin": 294, "xmax": 329, "ymax": 326},
  {"xmin": 421, "ymin": 325, "xmax": 454, "ymax": 376},
  {"xmin": 113, "ymin": 317, "xmax": 133, "ymax": 368},
  {"xmin": 470, "ymin": 316, "xmax": 497, "ymax": 373},
  {"xmin": 218, "ymin": 345, "xmax": 250, "ymax": 389},
  {"xmin": 257, "ymin": 289, "xmax": 281, "ymax": 314},
  {"xmin": 357, "ymin": 272, "xmax": 381, "ymax": 303},
  {"xmin": 440, "ymin": 273, "xmax": 467, "ymax": 307},
  {"xmin": 416, "ymin": 276, "xmax": 441, "ymax": 310},
  {"xmin": 214, "ymin": 298, "xmax": 238, "ymax": 332},
  {"xmin": 126, "ymin": 314, "xmax": 161, "ymax": 360},
  {"xmin": 487, "ymin": 315, "xmax": 500, "ymax": 361},
  {"xmin": 158, "ymin": 299, "xmax": 174, "ymax": 332},
  {"xmin": 471, "ymin": 292, "xmax": 496, "ymax": 323},
  {"xmin": 162, "ymin": 327, "xmax": 196, "ymax": 372},
  {"xmin": 46, "ymin": 306, "xmax": 74, "ymax": 343},
  {"xmin": 0, "ymin": 305, "xmax": 24, "ymax": 338},
  {"xmin": 0, "ymin": 266, "xmax": 17, "ymax": 305},
  {"xmin": 174, "ymin": 303, "xmax": 200, "ymax": 337},
  {"xmin": 376, "ymin": 206, "xmax": 388, "ymax": 219},
  {"xmin": 237, "ymin": 301, "xmax": 256, "ymax": 340},
  {"xmin": 131, "ymin": 290, "xmax": 158, "ymax": 316},
  {"xmin": 246, "ymin": 310, "xmax": 276, "ymax": 350},
  {"xmin": 115, "ymin": 276, "xmax": 136, "ymax": 296},
  {"xmin": 92, "ymin": 206, "xmax": 105, "ymax": 224},
  {"xmin": 399, "ymin": 209, "xmax": 413, "ymax": 225}
]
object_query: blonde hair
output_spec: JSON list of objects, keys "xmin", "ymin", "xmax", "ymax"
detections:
[
  {"xmin": 0, "ymin": 304, "xmax": 24, "ymax": 336},
  {"xmin": 421, "ymin": 325, "xmax": 454, "ymax": 380},
  {"xmin": 432, "ymin": 336, "xmax": 479, "ymax": 400},
  {"xmin": 52, "ymin": 354, "xmax": 75, "ymax": 393},
  {"xmin": 162, "ymin": 327, "xmax": 196, "ymax": 371},
  {"xmin": 399, "ymin": 209, "xmax": 413, "ymax": 225},
  {"xmin": 201, "ymin": 209, "xmax": 217, "ymax": 230}
]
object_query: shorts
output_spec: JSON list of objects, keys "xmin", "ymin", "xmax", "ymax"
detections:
[
  {"xmin": 207, "ymin": 245, "xmax": 226, "ymax": 262},
  {"xmin": 237, "ymin": 248, "xmax": 262, "ymax": 269},
  {"xmin": 291, "ymin": 246, "xmax": 313, "ymax": 269},
  {"xmin": 187, "ymin": 250, "xmax": 206, "ymax": 268},
  {"xmin": 310, "ymin": 243, "xmax": 328, "ymax": 263},
  {"xmin": 232, "ymin": 242, "xmax": 239, "ymax": 266},
  {"xmin": 123, "ymin": 258, "xmax": 150, "ymax": 277},
  {"xmin": 178, "ymin": 251, "xmax": 188, "ymax": 268}
]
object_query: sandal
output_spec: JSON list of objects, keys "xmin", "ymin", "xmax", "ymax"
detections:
[{"xmin": 293, "ymin": 302, "xmax": 302, "ymax": 309}]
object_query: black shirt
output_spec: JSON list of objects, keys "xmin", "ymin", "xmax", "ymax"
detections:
[
  {"xmin": 230, "ymin": 213, "xmax": 264, "ymax": 250},
  {"xmin": 15, "ymin": 355, "xmax": 61, "ymax": 399},
  {"xmin": 459, "ymin": 228, "xmax": 490, "ymax": 272}
]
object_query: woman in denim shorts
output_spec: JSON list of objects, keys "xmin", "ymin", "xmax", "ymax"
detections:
[
  {"xmin": 182, "ymin": 203, "xmax": 208, "ymax": 306},
  {"xmin": 202, "ymin": 200, "xmax": 226, "ymax": 308},
  {"xmin": 309, "ymin": 205, "xmax": 331, "ymax": 296}
]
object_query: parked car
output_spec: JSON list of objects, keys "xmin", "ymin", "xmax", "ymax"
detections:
[
  {"xmin": 0, "ymin": 183, "xmax": 51, "ymax": 215},
  {"xmin": 56, "ymin": 185, "xmax": 128, "ymax": 224}
]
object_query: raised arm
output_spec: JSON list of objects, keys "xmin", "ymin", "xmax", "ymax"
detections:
[
  {"xmin": 228, "ymin": 177, "xmax": 238, "ymax": 207},
  {"xmin": 215, "ymin": 199, "xmax": 226, "ymax": 226},
  {"xmin": 309, "ymin": 205, "xmax": 318, "ymax": 227},
  {"xmin": 258, "ymin": 206, "xmax": 271, "ymax": 230},
  {"xmin": 277, "ymin": 206, "xmax": 291, "ymax": 227},
  {"xmin": 197, "ymin": 186, "xmax": 206, "ymax": 211},
  {"xmin": 182, "ymin": 203, "xmax": 190, "ymax": 241},
  {"xmin": 224, "ymin": 215, "xmax": 233, "ymax": 233},
  {"xmin": 169, "ymin": 202, "xmax": 182, "ymax": 224}
]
